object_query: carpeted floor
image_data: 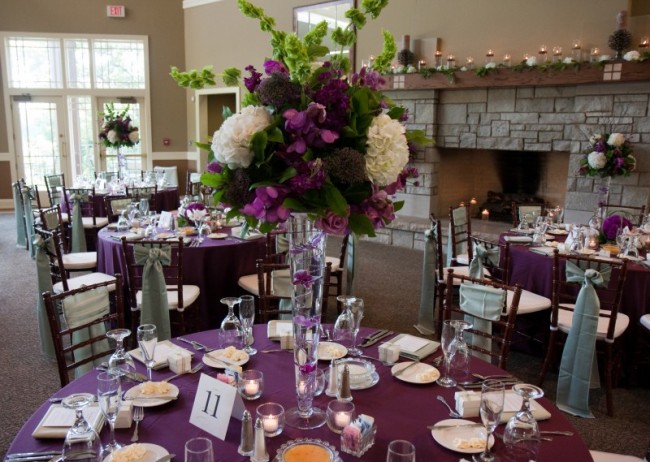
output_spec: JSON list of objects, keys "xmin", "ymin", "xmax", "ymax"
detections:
[{"xmin": 1, "ymin": 214, "xmax": 648, "ymax": 457}]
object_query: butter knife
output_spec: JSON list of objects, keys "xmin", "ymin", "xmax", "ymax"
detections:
[
  {"xmin": 362, "ymin": 329, "xmax": 388, "ymax": 341},
  {"xmin": 392, "ymin": 359, "xmax": 420, "ymax": 377},
  {"xmin": 427, "ymin": 422, "xmax": 483, "ymax": 431},
  {"xmin": 6, "ymin": 451, "xmax": 61, "ymax": 460},
  {"xmin": 361, "ymin": 331, "xmax": 394, "ymax": 347}
]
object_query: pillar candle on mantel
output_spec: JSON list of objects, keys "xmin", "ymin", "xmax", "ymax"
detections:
[{"xmin": 402, "ymin": 35, "xmax": 411, "ymax": 51}]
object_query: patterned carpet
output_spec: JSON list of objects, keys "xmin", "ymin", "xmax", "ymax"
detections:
[{"xmin": 1, "ymin": 214, "xmax": 647, "ymax": 457}]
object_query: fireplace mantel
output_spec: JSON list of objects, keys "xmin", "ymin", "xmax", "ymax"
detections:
[{"xmin": 384, "ymin": 61, "xmax": 650, "ymax": 91}]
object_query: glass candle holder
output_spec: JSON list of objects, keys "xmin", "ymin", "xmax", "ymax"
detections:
[
  {"xmin": 465, "ymin": 57, "xmax": 474, "ymax": 70},
  {"xmin": 503, "ymin": 54, "xmax": 511, "ymax": 67},
  {"xmin": 434, "ymin": 50, "xmax": 442, "ymax": 67},
  {"xmin": 256, "ymin": 402, "xmax": 285, "ymax": 437},
  {"xmin": 639, "ymin": 36, "xmax": 649, "ymax": 50},
  {"xmin": 326, "ymin": 400, "xmax": 355, "ymax": 434},
  {"xmin": 446, "ymin": 54, "xmax": 456, "ymax": 69},
  {"xmin": 552, "ymin": 46, "xmax": 562, "ymax": 62},
  {"xmin": 538, "ymin": 44, "xmax": 548, "ymax": 62},
  {"xmin": 238, "ymin": 370, "xmax": 264, "ymax": 400},
  {"xmin": 418, "ymin": 59, "xmax": 426, "ymax": 71},
  {"xmin": 590, "ymin": 47, "xmax": 600, "ymax": 63},
  {"xmin": 572, "ymin": 39, "xmax": 582, "ymax": 61},
  {"xmin": 485, "ymin": 49, "xmax": 494, "ymax": 64}
]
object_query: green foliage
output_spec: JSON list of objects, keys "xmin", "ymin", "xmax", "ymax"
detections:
[
  {"xmin": 420, "ymin": 66, "xmax": 456, "ymax": 83},
  {"xmin": 372, "ymin": 30, "xmax": 397, "ymax": 74},
  {"xmin": 169, "ymin": 65, "xmax": 216, "ymax": 89}
]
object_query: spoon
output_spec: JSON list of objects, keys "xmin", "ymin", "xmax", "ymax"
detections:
[{"xmin": 436, "ymin": 395, "xmax": 462, "ymax": 418}]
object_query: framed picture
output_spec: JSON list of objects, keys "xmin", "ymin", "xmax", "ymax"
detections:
[{"xmin": 293, "ymin": 0, "xmax": 356, "ymax": 71}]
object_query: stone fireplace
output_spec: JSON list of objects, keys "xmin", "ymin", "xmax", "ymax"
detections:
[{"xmin": 375, "ymin": 74, "xmax": 650, "ymax": 248}]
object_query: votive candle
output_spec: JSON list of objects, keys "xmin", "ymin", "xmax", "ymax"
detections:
[
  {"xmin": 446, "ymin": 54, "xmax": 456, "ymax": 69},
  {"xmin": 245, "ymin": 381, "xmax": 259, "ymax": 396},
  {"xmin": 553, "ymin": 46, "xmax": 562, "ymax": 62},
  {"xmin": 590, "ymin": 47, "xmax": 600, "ymax": 63},
  {"xmin": 335, "ymin": 412, "xmax": 351, "ymax": 428},
  {"xmin": 465, "ymin": 57, "xmax": 474, "ymax": 70},
  {"xmin": 539, "ymin": 44, "xmax": 548, "ymax": 62},
  {"xmin": 482, "ymin": 209, "xmax": 490, "ymax": 221},
  {"xmin": 572, "ymin": 39, "xmax": 582, "ymax": 60},
  {"xmin": 640, "ymin": 36, "xmax": 649, "ymax": 49},
  {"xmin": 486, "ymin": 49, "xmax": 494, "ymax": 64},
  {"xmin": 503, "ymin": 54, "xmax": 511, "ymax": 67},
  {"xmin": 434, "ymin": 50, "xmax": 442, "ymax": 67},
  {"xmin": 418, "ymin": 59, "xmax": 427, "ymax": 71}
]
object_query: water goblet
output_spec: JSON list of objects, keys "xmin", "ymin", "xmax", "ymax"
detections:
[
  {"xmin": 139, "ymin": 198, "xmax": 149, "ymax": 217},
  {"xmin": 106, "ymin": 328, "xmax": 136, "ymax": 379},
  {"xmin": 238, "ymin": 294, "xmax": 257, "ymax": 355},
  {"xmin": 473, "ymin": 379, "xmax": 505, "ymax": 462},
  {"xmin": 437, "ymin": 320, "xmax": 457, "ymax": 388},
  {"xmin": 347, "ymin": 297, "xmax": 364, "ymax": 356},
  {"xmin": 97, "ymin": 372, "xmax": 122, "ymax": 456},
  {"xmin": 136, "ymin": 324, "xmax": 157, "ymax": 380},
  {"xmin": 185, "ymin": 437, "xmax": 214, "ymax": 462},
  {"xmin": 61, "ymin": 393, "xmax": 102, "ymax": 462},
  {"xmin": 333, "ymin": 295, "xmax": 356, "ymax": 348},
  {"xmin": 449, "ymin": 320, "xmax": 473, "ymax": 385},
  {"xmin": 197, "ymin": 216, "xmax": 211, "ymax": 244},
  {"xmin": 503, "ymin": 384, "xmax": 544, "ymax": 462},
  {"xmin": 220, "ymin": 296, "xmax": 244, "ymax": 336},
  {"xmin": 386, "ymin": 440, "xmax": 416, "ymax": 462}
]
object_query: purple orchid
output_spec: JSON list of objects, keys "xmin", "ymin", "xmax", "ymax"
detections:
[
  {"xmin": 292, "ymin": 269, "xmax": 316, "ymax": 288},
  {"xmin": 241, "ymin": 186, "xmax": 291, "ymax": 223},
  {"xmin": 355, "ymin": 187, "xmax": 396, "ymax": 229},
  {"xmin": 243, "ymin": 65, "xmax": 262, "ymax": 93},
  {"xmin": 206, "ymin": 161, "xmax": 223, "ymax": 174},
  {"xmin": 602, "ymin": 215, "xmax": 633, "ymax": 240},
  {"xmin": 288, "ymin": 159, "xmax": 326, "ymax": 193},
  {"xmin": 264, "ymin": 60, "xmax": 289, "ymax": 76},
  {"xmin": 283, "ymin": 103, "xmax": 339, "ymax": 154}
]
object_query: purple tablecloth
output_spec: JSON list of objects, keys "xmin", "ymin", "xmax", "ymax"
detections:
[
  {"xmin": 7, "ymin": 325, "xmax": 591, "ymax": 461},
  {"xmin": 96, "ymin": 227, "xmax": 266, "ymax": 329},
  {"xmin": 61, "ymin": 188, "xmax": 180, "ymax": 217}
]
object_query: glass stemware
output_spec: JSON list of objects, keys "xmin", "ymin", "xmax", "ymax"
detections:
[
  {"xmin": 97, "ymin": 372, "xmax": 122, "ymax": 456},
  {"xmin": 347, "ymin": 298, "xmax": 365, "ymax": 356},
  {"xmin": 61, "ymin": 393, "xmax": 102, "ymax": 462},
  {"xmin": 139, "ymin": 198, "xmax": 149, "ymax": 217},
  {"xmin": 503, "ymin": 384, "xmax": 544, "ymax": 462},
  {"xmin": 332, "ymin": 295, "xmax": 356, "ymax": 349},
  {"xmin": 438, "ymin": 320, "xmax": 457, "ymax": 388},
  {"xmin": 386, "ymin": 440, "xmax": 416, "ymax": 462},
  {"xmin": 449, "ymin": 320, "xmax": 473, "ymax": 385},
  {"xmin": 106, "ymin": 328, "xmax": 136, "ymax": 379},
  {"xmin": 238, "ymin": 295, "xmax": 257, "ymax": 355},
  {"xmin": 219, "ymin": 297, "xmax": 245, "ymax": 348},
  {"xmin": 474, "ymin": 379, "xmax": 505, "ymax": 462},
  {"xmin": 197, "ymin": 216, "xmax": 211, "ymax": 244},
  {"xmin": 136, "ymin": 324, "xmax": 157, "ymax": 381},
  {"xmin": 185, "ymin": 437, "xmax": 214, "ymax": 462}
]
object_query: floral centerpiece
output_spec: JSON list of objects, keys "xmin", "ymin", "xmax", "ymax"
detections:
[
  {"xmin": 98, "ymin": 103, "xmax": 140, "ymax": 177},
  {"xmin": 172, "ymin": 0, "xmax": 428, "ymax": 238},
  {"xmin": 601, "ymin": 214, "xmax": 633, "ymax": 241},
  {"xmin": 579, "ymin": 133, "xmax": 636, "ymax": 178},
  {"xmin": 177, "ymin": 201, "xmax": 208, "ymax": 228}
]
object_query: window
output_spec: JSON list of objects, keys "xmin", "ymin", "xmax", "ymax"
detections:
[{"xmin": 6, "ymin": 37, "xmax": 63, "ymax": 89}]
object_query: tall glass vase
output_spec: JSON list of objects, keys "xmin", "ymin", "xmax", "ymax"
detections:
[
  {"xmin": 285, "ymin": 214, "xmax": 327, "ymax": 430},
  {"xmin": 115, "ymin": 146, "xmax": 126, "ymax": 180}
]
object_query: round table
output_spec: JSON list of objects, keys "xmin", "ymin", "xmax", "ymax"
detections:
[
  {"xmin": 7, "ymin": 325, "xmax": 592, "ymax": 461},
  {"xmin": 96, "ymin": 227, "xmax": 266, "ymax": 330},
  {"xmin": 61, "ymin": 188, "xmax": 180, "ymax": 217}
]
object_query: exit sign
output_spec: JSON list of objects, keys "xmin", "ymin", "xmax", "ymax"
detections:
[{"xmin": 107, "ymin": 5, "xmax": 125, "ymax": 17}]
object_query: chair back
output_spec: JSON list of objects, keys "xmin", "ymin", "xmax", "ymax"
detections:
[
  {"xmin": 44, "ymin": 173, "xmax": 66, "ymax": 207},
  {"xmin": 444, "ymin": 269, "xmax": 522, "ymax": 369},
  {"xmin": 34, "ymin": 227, "xmax": 68, "ymax": 290},
  {"xmin": 39, "ymin": 205, "xmax": 68, "ymax": 253},
  {"xmin": 64, "ymin": 187, "xmax": 98, "ymax": 224},
  {"xmin": 153, "ymin": 165, "xmax": 179, "ymax": 188},
  {"xmin": 448, "ymin": 204, "xmax": 473, "ymax": 265},
  {"xmin": 186, "ymin": 171, "xmax": 202, "ymax": 197},
  {"xmin": 551, "ymin": 250, "xmax": 628, "ymax": 342},
  {"xmin": 601, "ymin": 203, "xmax": 646, "ymax": 227},
  {"xmin": 104, "ymin": 195, "xmax": 133, "ymax": 222},
  {"xmin": 512, "ymin": 202, "xmax": 546, "ymax": 228},
  {"xmin": 95, "ymin": 171, "xmax": 120, "ymax": 183},
  {"xmin": 43, "ymin": 274, "xmax": 124, "ymax": 386},
  {"xmin": 126, "ymin": 185, "xmax": 158, "ymax": 212},
  {"xmin": 470, "ymin": 236, "xmax": 509, "ymax": 283}
]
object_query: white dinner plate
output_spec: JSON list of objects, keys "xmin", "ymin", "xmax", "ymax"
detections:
[
  {"xmin": 431, "ymin": 419, "xmax": 494, "ymax": 454},
  {"xmin": 317, "ymin": 341, "xmax": 347, "ymax": 361},
  {"xmin": 548, "ymin": 228, "xmax": 568, "ymax": 235},
  {"xmin": 202, "ymin": 349, "xmax": 249, "ymax": 368},
  {"xmin": 123, "ymin": 383, "xmax": 179, "ymax": 407},
  {"xmin": 208, "ymin": 232, "xmax": 228, "ymax": 239},
  {"xmin": 104, "ymin": 443, "xmax": 168, "ymax": 462},
  {"xmin": 390, "ymin": 362, "xmax": 440, "ymax": 384}
]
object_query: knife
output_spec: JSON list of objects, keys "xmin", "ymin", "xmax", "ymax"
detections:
[
  {"xmin": 361, "ymin": 331, "xmax": 394, "ymax": 347},
  {"xmin": 6, "ymin": 451, "xmax": 61, "ymax": 460},
  {"xmin": 427, "ymin": 422, "xmax": 484, "ymax": 431},
  {"xmin": 392, "ymin": 359, "xmax": 420, "ymax": 377},
  {"xmin": 95, "ymin": 366, "xmax": 147, "ymax": 383},
  {"xmin": 362, "ymin": 329, "xmax": 388, "ymax": 341}
]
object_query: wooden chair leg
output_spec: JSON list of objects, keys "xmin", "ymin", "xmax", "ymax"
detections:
[
  {"xmin": 538, "ymin": 330, "xmax": 558, "ymax": 387},
  {"xmin": 605, "ymin": 342, "xmax": 614, "ymax": 417}
]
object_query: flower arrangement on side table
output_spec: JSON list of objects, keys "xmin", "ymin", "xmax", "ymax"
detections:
[
  {"xmin": 98, "ymin": 103, "xmax": 140, "ymax": 178},
  {"xmin": 579, "ymin": 133, "xmax": 636, "ymax": 178},
  {"xmin": 171, "ymin": 0, "xmax": 430, "ymax": 238}
]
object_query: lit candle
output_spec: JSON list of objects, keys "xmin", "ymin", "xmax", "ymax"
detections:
[
  {"xmin": 245, "ymin": 380, "xmax": 260, "ymax": 396},
  {"xmin": 486, "ymin": 49, "xmax": 494, "ymax": 64},
  {"xmin": 553, "ymin": 46, "xmax": 562, "ymax": 62},
  {"xmin": 297, "ymin": 380, "xmax": 307, "ymax": 395},
  {"xmin": 470, "ymin": 197, "xmax": 478, "ymax": 206},
  {"xmin": 446, "ymin": 54, "xmax": 456, "ymax": 69},
  {"xmin": 482, "ymin": 209, "xmax": 490, "ymax": 221},
  {"xmin": 434, "ymin": 50, "xmax": 442, "ymax": 67},
  {"xmin": 334, "ymin": 411, "xmax": 351, "ymax": 428},
  {"xmin": 539, "ymin": 44, "xmax": 548, "ymax": 62},
  {"xmin": 418, "ymin": 59, "xmax": 427, "ymax": 71},
  {"xmin": 640, "ymin": 36, "xmax": 649, "ymax": 49},
  {"xmin": 503, "ymin": 54, "xmax": 511, "ymax": 67},
  {"xmin": 459, "ymin": 201, "xmax": 465, "ymax": 207},
  {"xmin": 465, "ymin": 57, "xmax": 474, "ymax": 69},
  {"xmin": 572, "ymin": 39, "xmax": 582, "ymax": 60},
  {"xmin": 589, "ymin": 237, "xmax": 597, "ymax": 249},
  {"xmin": 590, "ymin": 47, "xmax": 600, "ymax": 63},
  {"xmin": 262, "ymin": 416, "xmax": 278, "ymax": 433}
]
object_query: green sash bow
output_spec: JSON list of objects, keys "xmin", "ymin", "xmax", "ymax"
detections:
[
  {"xmin": 459, "ymin": 282, "xmax": 506, "ymax": 363},
  {"xmin": 69, "ymin": 192, "xmax": 88, "ymax": 253},
  {"xmin": 13, "ymin": 182, "xmax": 26, "ymax": 248},
  {"xmin": 34, "ymin": 235, "xmax": 56, "ymax": 360},
  {"xmin": 416, "ymin": 223, "xmax": 438, "ymax": 335},
  {"xmin": 556, "ymin": 261, "xmax": 608, "ymax": 418},
  {"xmin": 468, "ymin": 243, "xmax": 500, "ymax": 280},
  {"xmin": 134, "ymin": 245, "xmax": 172, "ymax": 341}
]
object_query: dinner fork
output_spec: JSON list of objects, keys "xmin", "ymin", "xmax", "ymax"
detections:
[
  {"xmin": 131, "ymin": 406, "xmax": 144, "ymax": 442},
  {"xmin": 436, "ymin": 395, "xmax": 462, "ymax": 418}
]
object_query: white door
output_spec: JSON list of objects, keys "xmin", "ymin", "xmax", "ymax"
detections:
[
  {"xmin": 97, "ymin": 97, "xmax": 146, "ymax": 176},
  {"xmin": 12, "ymin": 96, "xmax": 68, "ymax": 187}
]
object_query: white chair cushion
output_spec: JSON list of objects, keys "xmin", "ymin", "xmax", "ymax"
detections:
[
  {"xmin": 590, "ymin": 450, "xmax": 643, "ymax": 462},
  {"xmin": 238, "ymin": 273, "xmax": 259, "ymax": 295},
  {"xmin": 640, "ymin": 313, "xmax": 650, "ymax": 331},
  {"xmin": 53, "ymin": 272, "xmax": 116, "ymax": 293},
  {"xmin": 136, "ymin": 284, "xmax": 200, "ymax": 311},
  {"xmin": 62, "ymin": 251, "xmax": 97, "ymax": 270},
  {"xmin": 82, "ymin": 216, "xmax": 109, "ymax": 228},
  {"xmin": 507, "ymin": 289, "xmax": 551, "ymax": 315},
  {"xmin": 154, "ymin": 166, "xmax": 179, "ymax": 188},
  {"xmin": 326, "ymin": 256, "xmax": 341, "ymax": 271},
  {"xmin": 456, "ymin": 253, "xmax": 470, "ymax": 265},
  {"xmin": 189, "ymin": 172, "xmax": 202, "ymax": 183},
  {"xmin": 557, "ymin": 304, "xmax": 630, "ymax": 340}
]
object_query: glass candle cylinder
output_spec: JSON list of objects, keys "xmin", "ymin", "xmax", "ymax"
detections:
[
  {"xmin": 503, "ymin": 54, "xmax": 511, "ymax": 67},
  {"xmin": 418, "ymin": 59, "xmax": 427, "ymax": 71},
  {"xmin": 434, "ymin": 50, "xmax": 442, "ymax": 67},
  {"xmin": 553, "ymin": 46, "xmax": 562, "ymax": 62},
  {"xmin": 590, "ymin": 47, "xmax": 600, "ymax": 63},
  {"xmin": 572, "ymin": 39, "xmax": 582, "ymax": 61},
  {"xmin": 326, "ymin": 400, "xmax": 355, "ymax": 434},
  {"xmin": 238, "ymin": 370, "xmax": 264, "ymax": 400},
  {"xmin": 465, "ymin": 57, "xmax": 474, "ymax": 70},
  {"xmin": 640, "ymin": 36, "xmax": 649, "ymax": 50},
  {"xmin": 538, "ymin": 44, "xmax": 548, "ymax": 62},
  {"xmin": 485, "ymin": 49, "xmax": 494, "ymax": 64},
  {"xmin": 446, "ymin": 54, "xmax": 456, "ymax": 69},
  {"xmin": 256, "ymin": 402, "xmax": 285, "ymax": 437}
]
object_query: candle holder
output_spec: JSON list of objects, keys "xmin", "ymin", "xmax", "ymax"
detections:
[
  {"xmin": 538, "ymin": 44, "xmax": 548, "ymax": 62},
  {"xmin": 485, "ymin": 49, "xmax": 494, "ymax": 65},
  {"xmin": 434, "ymin": 50, "xmax": 442, "ymax": 67},
  {"xmin": 639, "ymin": 36, "xmax": 649, "ymax": 50},
  {"xmin": 572, "ymin": 39, "xmax": 582, "ymax": 61},
  {"xmin": 446, "ymin": 54, "xmax": 456, "ymax": 69},
  {"xmin": 482, "ymin": 209, "xmax": 490, "ymax": 221},
  {"xmin": 503, "ymin": 54, "xmax": 511, "ymax": 67},
  {"xmin": 590, "ymin": 47, "xmax": 600, "ymax": 63},
  {"xmin": 465, "ymin": 57, "xmax": 474, "ymax": 70},
  {"xmin": 256, "ymin": 402, "xmax": 285, "ymax": 437},
  {"xmin": 552, "ymin": 46, "xmax": 562, "ymax": 62},
  {"xmin": 326, "ymin": 400, "xmax": 355, "ymax": 434},
  {"xmin": 418, "ymin": 59, "xmax": 427, "ymax": 71},
  {"xmin": 238, "ymin": 370, "xmax": 264, "ymax": 400}
]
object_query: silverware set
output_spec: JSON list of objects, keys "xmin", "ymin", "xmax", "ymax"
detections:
[
  {"xmin": 360, "ymin": 330, "xmax": 394, "ymax": 347},
  {"xmin": 177, "ymin": 337, "xmax": 216, "ymax": 353}
]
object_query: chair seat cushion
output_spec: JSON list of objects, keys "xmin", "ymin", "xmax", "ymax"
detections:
[
  {"xmin": 326, "ymin": 256, "xmax": 341, "ymax": 270},
  {"xmin": 238, "ymin": 273, "xmax": 259, "ymax": 295},
  {"xmin": 60, "ymin": 212, "xmax": 69, "ymax": 223},
  {"xmin": 508, "ymin": 289, "xmax": 551, "ymax": 315},
  {"xmin": 62, "ymin": 251, "xmax": 97, "ymax": 270},
  {"xmin": 557, "ymin": 304, "xmax": 630, "ymax": 340},
  {"xmin": 82, "ymin": 216, "xmax": 109, "ymax": 228},
  {"xmin": 238, "ymin": 270, "xmax": 292, "ymax": 298},
  {"xmin": 640, "ymin": 314, "xmax": 650, "ymax": 331},
  {"xmin": 53, "ymin": 272, "xmax": 116, "ymax": 293},
  {"xmin": 455, "ymin": 253, "xmax": 470, "ymax": 265},
  {"xmin": 136, "ymin": 285, "xmax": 200, "ymax": 310}
]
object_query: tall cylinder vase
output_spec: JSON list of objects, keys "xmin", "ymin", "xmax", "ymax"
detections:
[
  {"xmin": 598, "ymin": 176, "xmax": 612, "ymax": 219},
  {"xmin": 284, "ymin": 214, "xmax": 327, "ymax": 430},
  {"xmin": 116, "ymin": 146, "xmax": 126, "ymax": 180}
]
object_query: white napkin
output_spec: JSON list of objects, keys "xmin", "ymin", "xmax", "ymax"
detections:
[
  {"xmin": 504, "ymin": 235, "xmax": 533, "ymax": 243},
  {"xmin": 42, "ymin": 405, "xmax": 101, "ymax": 427},
  {"xmin": 391, "ymin": 334, "xmax": 430, "ymax": 353}
]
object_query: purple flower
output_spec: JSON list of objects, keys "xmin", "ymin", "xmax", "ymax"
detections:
[
  {"xmin": 206, "ymin": 162, "xmax": 223, "ymax": 174},
  {"xmin": 288, "ymin": 159, "xmax": 326, "ymax": 193},
  {"xmin": 283, "ymin": 103, "xmax": 339, "ymax": 154},
  {"xmin": 241, "ymin": 186, "xmax": 291, "ymax": 223},
  {"xmin": 292, "ymin": 269, "xmax": 316, "ymax": 288},
  {"xmin": 354, "ymin": 187, "xmax": 396, "ymax": 229},
  {"xmin": 243, "ymin": 65, "xmax": 262, "ymax": 93},
  {"xmin": 299, "ymin": 363, "xmax": 316, "ymax": 374},
  {"xmin": 263, "ymin": 60, "xmax": 289, "ymax": 76},
  {"xmin": 602, "ymin": 215, "xmax": 633, "ymax": 240},
  {"xmin": 292, "ymin": 314, "xmax": 319, "ymax": 328},
  {"xmin": 315, "ymin": 210, "xmax": 349, "ymax": 235}
]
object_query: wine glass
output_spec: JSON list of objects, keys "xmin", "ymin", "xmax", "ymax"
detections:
[
  {"xmin": 139, "ymin": 198, "xmax": 149, "ymax": 217},
  {"xmin": 347, "ymin": 297, "xmax": 364, "ymax": 356},
  {"xmin": 449, "ymin": 320, "xmax": 473, "ymax": 385},
  {"xmin": 61, "ymin": 393, "xmax": 103, "ymax": 462},
  {"xmin": 137, "ymin": 324, "xmax": 157, "ymax": 381},
  {"xmin": 503, "ymin": 384, "xmax": 544, "ymax": 462},
  {"xmin": 473, "ymin": 379, "xmax": 505, "ymax": 462},
  {"xmin": 220, "ymin": 297, "xmax": 245, "ymax": 348},
  {"xmin": 185, "ymin": 437, "xmax": 214, "ymax": 462},
  {"xmin": 386, "ymin": 440, "xmax": 416, "ymax": 462},
  {"xmin": 238, "ymin": 295, "xmax": 257, "ymax": 355},
  {"xmin": 437, "ymin": 320, "xmax": 457, "ymax": 388},
  {"xmin": 197, "ymin": 216, "xmax": 211, "ymax": 244},
  {"xmin": 332, "ymin": 295, "xmax": 356, "ymax": 348},
  {"xmin": 106, "ymin": 328, "xmax": 136, "ymax": 380},
  {"xmin": 97, "ymin": 372, "xmax": 122, "ymax": 456}
]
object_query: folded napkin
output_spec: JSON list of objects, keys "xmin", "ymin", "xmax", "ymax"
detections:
[
  {"xmin": 454, "ymin": 390, "xmax": 551, "ymax": 422},
  {"xmin": 32, "ymin": 404, "xmax": 104, "ymax": 438},
  {"xmin": 389, "ymin": 333, "xmax": 439, "ymax": 360},
  {"xmin": 529, "ymin": 246, "xmax": 556, "ymax": 256},
  {"xmin": 129, "ymin": 341, "xmax": 192, "ymax": 369},
  {"xmin": 504, "ymin": 235, "xmax": 533, "ymax": 243},
  {"xmin": 230, "ymin": 226, "xmax": 263, "ymax": 240},
  {"xmin": 267, "ymin": 320, "xmax": 293, "ymax": 340}
]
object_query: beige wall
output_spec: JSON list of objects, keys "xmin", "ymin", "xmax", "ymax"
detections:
[{"xmin": 0, "ymin": 0, "xmax": 187, "ymax": 193}]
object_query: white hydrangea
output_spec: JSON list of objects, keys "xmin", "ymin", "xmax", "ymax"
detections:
[
  {"xmin": 587, "ymin": 151, "xmax": 607, "ymax": 169},
  {"xmin": 365, "ymin": 114, "xmax": 409, "ymax": 186},
  {"xmin": 563, "ymin": 57, "xmax": 574, "ymax": 64},
  {"xmin": 623, "ymin": 50, "xmax": 640, "ymax": 61},
  {"xmin": 107, "ymin": 130, "xmax": 119, "ymax": 144},
  {"xmin": 128, "ymin": 131, "xmax": 139, "ymax": 144},
  {"xmin": 607, "ymin": 133, "xmax": 626, "ymax": 147},
  {"xmin": 211, "ymin": 105, "xmax": 272, "ymax": 169},
  {"xmin": 526, "ymin": 56, "xmax": 537, "ymax": 66},
  {"xmin": 589, "ymin": 134, "xmax": 603, "ymax": 145}
]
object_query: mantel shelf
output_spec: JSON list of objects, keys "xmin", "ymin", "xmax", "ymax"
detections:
[{"xmin": 383, "ymin": 61, "xmax": 650, "ymax": 91}]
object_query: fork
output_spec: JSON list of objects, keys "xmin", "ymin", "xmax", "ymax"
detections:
[
  {"xmin": 436, "ymin": 395, "xmax": 462, "ymax": 418},
  {"xmin": 163, "ymin": 362, "xmax": 203, "ymax": 382},
  {"xmin": 131, "ymin": 406, "xmax": 144, "ymax": 442}
]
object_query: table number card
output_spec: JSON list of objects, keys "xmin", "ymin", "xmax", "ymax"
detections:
[
  {"xmin": 158, "ymin": 211, "xmax": 173, "ymax": 230},
  {"xmin": 190, "ymin": 373, "xmax": 246, "ymax": 440}
]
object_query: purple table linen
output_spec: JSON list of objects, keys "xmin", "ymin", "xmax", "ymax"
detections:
[{"xmin": 61, "ymin": 188, "xmax": 180, "ymax": 216}]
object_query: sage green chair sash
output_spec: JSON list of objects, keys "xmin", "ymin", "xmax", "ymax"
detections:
[
  {"xmin": 13, "ymin": 182, "xmax": 27, "ymax": 248},
  {"xmin": 459, "ymin": 282, "xmax": 505, "ymax": 363},
  {"xmin": 69, "ymin": 192, "xmax": 88, "ymax": 253},
  {"xmin": 62, "ymin": 286, "xmax": 111, "ymax": 379},
  {"xmin": 345, "ymin": 233, "xmax": 357, "ymax": 295},
  {"xmin": 468, "ymin": 243, "xmax": 500, "ymax": 279},
  {"xmin": 134, "ymin": 244, "xmax": 172, "ymax": 341},
  {"xmin": 22, "ymin": 187, "xmax": 37, "ymax": 258},
  {"xmin": 446, "ymin": 207, "xmax": 468, "ymax": 267},
  {"xmin": 34, "ymin": 235, "xmax": 56, "ymax": 360},
  {"xmin": 556, "ymin": 262, "xmax": 606, "ymax": 418},
  {"xmin": 416, "ymin": 223, "xmax": 438, "ymax": 335}
]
